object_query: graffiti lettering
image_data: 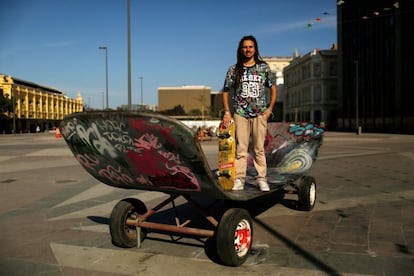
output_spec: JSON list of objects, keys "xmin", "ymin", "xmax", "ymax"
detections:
[
  {"xmin": 158, "ymin": 150, "xmax": 181, "ymax": 163},
  {"xmin": 76, "ymin": 123, "xmax": 118, "ymax": 158},
  {"xmin": 63, "ymin": 114, "xmax": 205, "ymax": 192},
  {"xmin": 128, "ymin": 118, "xmax": 177, "ymax": 147},
  {"xmin": 61, "ymin": 120, "xmax": 77, "ymax": 140},
  {"xmin": 114, "ymin": 143, "xmax": 128, "ymax": 152},
  {"xmin": 165, "ymin": 163, "xmax": 199, "ymax": 187},
  {"xmin": 77, "ymin": 153, "xmax": 99, "ymax": 171},
  {"xmin": 98, "ymin": 119, "xmax": 127, "ymax": 133},
  {"xmin": 288, "ymin": 123, "xmax": 324, "ymax": 139},
  {"xmin": 99, "ymin": 165, "xmax": 134, "ymax": 186},
  {"xmin": 134, "ymin": 133, "xmax": 161, "ymax": 150},
  {"xmin": 103, "ymin": 132, "xmax": 133, "ymax": 145}
]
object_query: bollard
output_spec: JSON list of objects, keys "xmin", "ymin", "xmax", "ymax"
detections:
[{"xmin": 55, "ymin": 127, "xmax": 62, "ymax": 138}]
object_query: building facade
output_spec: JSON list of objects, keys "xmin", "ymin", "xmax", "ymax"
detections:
[
  {"xmin": 263, "ymin": 56, "xmax": 293, "ymax": 122},
  {"xmin": 337, "ymin": 0, "xmax": 414, "ymax": 133},
  {"xmin": 120, "ymin": 104, "xmax": 158, "ymax": 112},
  {"xmin": 158, "ymin": 86, "xmax": 212, "ymax": 117},
  {"xmin": 0, "ymin": 74, "xmax": 83, "ymax": 133},
  {"xmin": 283, "ymin": 48, "xmax": 338, "ymax": 128},
  {"xmin": 263, "ymin": 56, "xmax": 292, "ymax": 86},
  {"xmin": 157, "ymin": 58, "xmax": 292, "ymax": 121}
]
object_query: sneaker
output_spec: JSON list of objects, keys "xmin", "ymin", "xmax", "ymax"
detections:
[
  {"xmin": 257, "ymin": 179, "xmax": 270, "ymax": 192},
  {"xmin": 232, "ymin": 178, "xmax": 244, "ymax": 191}
]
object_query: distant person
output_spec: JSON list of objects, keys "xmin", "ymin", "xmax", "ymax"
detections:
[
  {"xmin": 197, "ymin": 127, "xmax": 206, "ymax": 142},
  {"xmin": 36, "ymin": 126, "xmax": 40, "ymax": 133},
  {"xmin": 222, "ymin": 35, "xmax": 277, "ymax": 191}
]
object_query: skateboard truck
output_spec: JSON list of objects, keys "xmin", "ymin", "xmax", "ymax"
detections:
[
  {"xmin": 219, "ymin": 142, "xmax": 232, "ymax": 151},
  {"xmin": 217, "ymin": 169, "xmax": 232, "ymax": 178},
  {"xmin": 218, "ymin": 132, "xmax": 231, "ymax": 139}
]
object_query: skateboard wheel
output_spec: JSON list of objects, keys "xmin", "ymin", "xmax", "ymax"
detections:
[
  {"xmin": 216, "ymin": 208, "xmax": 253, "ymax": 266},
  {"xmin": 298, "ymin": 176, "xmax": 317, "ymax": 211},
  {"xmin": 109, "ymin": 198, "xmax": 148, "ymax": 248}
]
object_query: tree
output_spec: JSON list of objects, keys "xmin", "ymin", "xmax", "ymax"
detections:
[
  {"xmin": 0, "ymin": 90, "xmax": 13, "ymax": 115},
  {"xmin": 160, "ymin": 105, "xmax": 186, "ymax": 116},
  {"xmin": 189, "ymin": 108, "xmax": 201, "ymax": 116}
]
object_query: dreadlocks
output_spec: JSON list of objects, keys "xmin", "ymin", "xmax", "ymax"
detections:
[{"xmin": 234, "ymin": 35, "xmax": 265, "ymax": 87}]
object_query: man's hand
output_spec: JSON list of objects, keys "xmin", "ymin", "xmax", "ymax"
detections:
[
  {"xmin": 264, "ymin": 108, "xmax": 272, "ymax": 120},
  {"xmin": 222, "ymin": 112, "xmax": 232, "ymax": 127}
]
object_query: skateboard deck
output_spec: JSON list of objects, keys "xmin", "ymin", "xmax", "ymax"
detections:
[
  {"xmin": 246, "ymin": 122, "xmax": 324, "ymax": 186},
  {"xmin": 217, "ymin": 120, "xmax": 236, "ymax": 190},
  {"xmin": 60, "ymin": 112, "xmax": 323, "ymax": 201}
]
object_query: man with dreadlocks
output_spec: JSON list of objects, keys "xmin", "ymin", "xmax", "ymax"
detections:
[{"xmin": 222, "ymin": 35, "xmax": 277, "ymax": 192}]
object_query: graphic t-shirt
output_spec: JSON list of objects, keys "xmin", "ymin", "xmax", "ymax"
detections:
[{"xmin": 223, "ymin": 63, "xmax": 273, "ymax": 118}]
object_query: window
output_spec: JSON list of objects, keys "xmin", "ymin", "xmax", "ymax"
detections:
[
  {"xmin": 314, "ymin": 86, "xmax": 321, "ymax": 101},
  {"xmin": 329, "ymin": 86, "xmax": 337, "ymax": 100},
  {"xmin": 314, "ymin": 63, "xmax": 321, "ymax": 77},
  {"xmin": 301, "ymin": 66, "xmax": 307, "ymax": 80},
  {"xmin": 329, "ymin": 62, "xmax": 337, "ymax": 76}
]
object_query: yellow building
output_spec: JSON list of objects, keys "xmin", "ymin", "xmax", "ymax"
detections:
[{"xmin": 0, "ymin": 74, "xmax": 83, "ymax": 133}]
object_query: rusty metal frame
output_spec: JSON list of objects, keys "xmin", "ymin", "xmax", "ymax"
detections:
[{"xmin": 126, "ymin": 194, "xmax": 218, "ymax": 248}]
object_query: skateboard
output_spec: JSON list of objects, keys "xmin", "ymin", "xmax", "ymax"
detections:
[
  {"xmin": 60, "ymin": 112, "xmax": 323, "ymax": 200},
  {"xmin": 217, "ymin": 119, "xmax": 236, "ymax": 190},
  {"xmin": 60, "ymin": 111, "xmax": 324, "ymax": 267}
]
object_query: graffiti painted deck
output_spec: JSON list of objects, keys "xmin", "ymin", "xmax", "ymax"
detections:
[
  {"xmin": 60, "ymin": 112, "xmax": 323, "ymax": 201},
  {"xmin": 217, "ymin": 120, "xmax": 236, "ymax": 190},
  {"xmin": 246, "ymin": 122, "xmax": 324, "ymax": 187}
]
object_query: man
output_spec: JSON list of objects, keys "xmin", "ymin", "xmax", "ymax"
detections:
[{"xmin": 222, "ymin": 35, "xmax": 277, "ymax": 191}]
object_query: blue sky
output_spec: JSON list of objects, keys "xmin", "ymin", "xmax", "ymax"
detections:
[{"xmin": 0, "ymin": 0, "xmax": 337, "ymax": 109}]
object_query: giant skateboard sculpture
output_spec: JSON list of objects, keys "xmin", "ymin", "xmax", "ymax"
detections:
[{"xmin": 60, "ymin": 111, "xmax": 324, "ymax": 266}]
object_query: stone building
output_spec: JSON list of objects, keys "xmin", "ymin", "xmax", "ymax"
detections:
[
  {"xmin": 283, "ymin": 47, "xmax": 338, "ymax": 128},
  {"xmin": 263, "ymin": 56, "xmax": 292, "ymax": 122}
]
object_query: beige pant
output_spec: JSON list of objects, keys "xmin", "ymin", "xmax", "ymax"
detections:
[{"xmin": 233, "ymin": 114, "xmax": 267, "ymax": 181}]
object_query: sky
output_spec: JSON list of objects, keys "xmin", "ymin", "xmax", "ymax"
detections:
[{"xmin": 0, "ymin": 0, "xmax": 337, "ymax": 109}]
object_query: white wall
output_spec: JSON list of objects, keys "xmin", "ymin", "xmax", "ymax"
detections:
[{"xmin": 180, "ymin": 120, "xmax": 221, "ymax": 129}]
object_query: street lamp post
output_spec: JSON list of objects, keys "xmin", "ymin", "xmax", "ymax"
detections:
[
  {"xmin": 139, "ymin": 76, "xmax": 143, "ymax": 110},
  {"xmin": 127, "ymin": 0, "xmax": 132, "ymax": 111},
  {"xmin": 98, "ymin": 46, "xmax": 109, "ymax": 109},
  {"xmin": 354, "ymin": 60, "xmax": 361, "ymax": 135},
  {"xmin": 12, "ymin": 88, "xmax": 16, "ymax": 134}
]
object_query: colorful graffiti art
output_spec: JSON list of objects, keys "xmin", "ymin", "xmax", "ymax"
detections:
[
  {"xmin": 61, "ymin": 112, "xmax": 323, "ymax": 201},
  {"xmin": 60, "ymin": 112, "xmax": 324, "ymax": 267},
  {"xmin": 60, "ymin": 112, "xmax": 208, "ymax": 194},
  {"xmin": 247, "ymin": 122, "xmax": 324, "ymax": 181}
]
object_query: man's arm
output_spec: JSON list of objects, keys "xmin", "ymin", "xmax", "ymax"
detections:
[
  {"xmin": 265, "ymin": 85, "xmax": 277, "ymax": 119},
  {"xmin": 222, "ymin": 90, "xmax": 232, "ymax": 124},
  {"xmin": 222, "ymin": 89, "xmax": 230, "ymax": 112}
]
